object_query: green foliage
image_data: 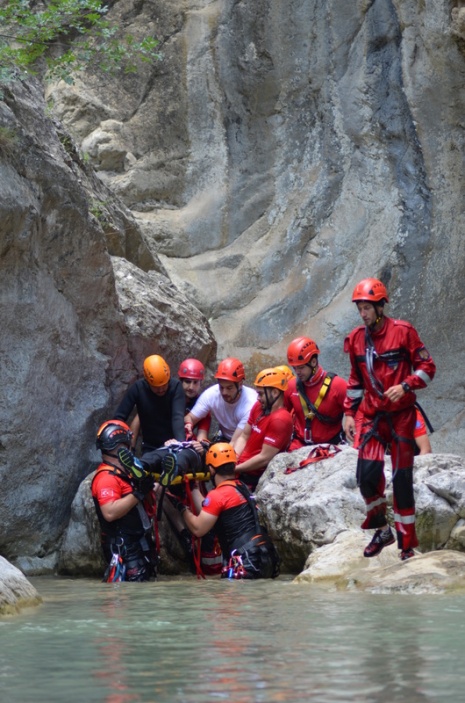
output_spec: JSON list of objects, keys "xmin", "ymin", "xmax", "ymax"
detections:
[{"xmin": 0, "ymin": 0, "xmax": 160, "ymax": 84}]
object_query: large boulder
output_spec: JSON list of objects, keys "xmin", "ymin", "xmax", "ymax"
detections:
[
  {"xmin": 257, "ymin": 447, "xmax": 465, "ymax": 573},
  {"xmin": 0, "ymin": 557, "xmax": 42, "ymax": 616},
  {"xmin": 295, "ymin": 533, "xmax": 465, "ymax": 594}
]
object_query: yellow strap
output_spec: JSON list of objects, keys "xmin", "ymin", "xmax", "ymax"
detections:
[
  {"xmin": 298, "ymin": 375, "xmax": 332, "ymax": 421},
  {"xmin": 152, "ymin": 471, "xmax": 211, "ymax": 486}
]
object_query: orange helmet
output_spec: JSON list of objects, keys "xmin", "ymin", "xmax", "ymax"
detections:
[
  {"xmin": 254, "ymin": 367, "xmax": 289, "ymax": 391},
  {"xmin": 287, "ymin": 337, "xmax": 320, "ymax": 367},
  {"xmin": 143, "ymin": 355, "xmax": 170, "ymax": 386},
  {"xmin": 96, "ymin": 420, "xmax": 132, "ymax": 451},
  {"xmin": 352, "ymin": 278, "xmax": 389, "ymax": 304},
  {"xmin": 275, "ymin": 364, "xmax": 294, "ymax": 381},
  {"xmin": 178, "ymin": 358, "xmax": 205, "ymax": 380},
  {"xmin": 214, "ymin": 357, "xmax": 245, "ymax": 382},
  {"xmin": 206, "ymin": 442, "xmax": 237, "ymax": 468}
]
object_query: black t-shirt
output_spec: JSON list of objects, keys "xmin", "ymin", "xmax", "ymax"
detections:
[{"xmin": 114, "ymin": 378, "xmax": 185, "ymax": 449}]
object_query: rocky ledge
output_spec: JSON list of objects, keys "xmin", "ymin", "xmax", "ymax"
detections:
[{"xmin": 0, "ymin": 557, "xmax": 42, "ymax": 616}]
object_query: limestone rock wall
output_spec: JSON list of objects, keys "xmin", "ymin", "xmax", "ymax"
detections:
[
  {"xmin": 0, "ymin": 77, "xmax": 215, "ymax": 570},
  {"xmin": 48, "ymin": 0, "xmax": 465, "ymax": 453}
]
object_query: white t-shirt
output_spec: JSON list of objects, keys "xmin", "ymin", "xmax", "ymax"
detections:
[{"xmin": 190, "ymin": 384, "xmax": 258, "ymax": 439}]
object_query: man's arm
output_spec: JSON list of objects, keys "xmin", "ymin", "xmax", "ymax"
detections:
[
  {"xmin": 182, "ymin": 508, "xmax": 218, "ymax": 538},
  {"xmin": 99, "ymin": 494, "xmax": 139, "ymax": 522},
  {"xmin": 232, "ymin": 423, "xmax": 251, "ymax": 456},
  {"xmin": 114, "ymin": 382, "xmax": 138, "ymax": 421},
  {"xmin": 171, "ymin": 381, "xmax": 188, "ymax": 441},
  {"xmin": 129, "ymin": 414, "xmax": 140, "ymax": 449}
]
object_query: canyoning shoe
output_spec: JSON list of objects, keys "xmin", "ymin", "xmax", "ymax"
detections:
[
  {"xmin": 160, "ymin": 451, "xmax": 178, "ymax": 487},
  {"xmin": 363, "ymin": 527, "xmax": 395, "ymax": 557},
  {"xmin": 400, "ymin": 548, "xmax": 415, "ymax": 561}
]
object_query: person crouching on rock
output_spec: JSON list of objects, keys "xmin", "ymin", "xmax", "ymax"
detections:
[
  {"xmin": 171, "ymin": 443, "xmax": 280, "ymax": 579},
  {"xmin": 92, "ymin": 420, "xmax": 157, "ymax": 582}
]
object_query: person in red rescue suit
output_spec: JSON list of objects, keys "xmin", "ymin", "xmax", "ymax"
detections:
[
  {"xmin": 172, "ymin": 443, "xmax": 280, "ymax": 579},
  {"xmin": 91, "ymin": 420, "xmax": 157, "ymax": 582},
  {"xmin": 343, "ymin": 277, "xmax": 436, "ymax": 561},
  {"xmin": 233, "ymin": 367, "xmax": 294, "ymax": 490},
  {"xmin": 284, "ymin": 337, "xmax": 348, "ymax": 450}
]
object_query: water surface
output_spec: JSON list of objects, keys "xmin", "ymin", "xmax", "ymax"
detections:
[{"xmin": 1, "ymin": 576, "xmax": 465, "ymax": 702}]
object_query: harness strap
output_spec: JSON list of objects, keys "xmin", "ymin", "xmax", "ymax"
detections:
[
  {"xmin": 364, "ymin": 328, "xmax": 385, "ymax": 399},
  {"xmin": 183, "ymin": 476, "xmax": 205, "ymax": 580},
  {"xmin": 358, "ymin": 411, "xmax": 416, "ymax": 483},
  {"xmin": 415, "ymin": 401, "xmax": 434, "ymax": 434},
  {"xmin": 297, "ymin": 374, "xmax": 342, "ymax": 435},
  {"xmin": 284, "ymin": 444, "xmax": 341, "ymax": 474}
]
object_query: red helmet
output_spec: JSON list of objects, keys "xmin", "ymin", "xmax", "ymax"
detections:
[
  {"xmin": 178, "ymin": 358, "xmax": 205, "ymax": 380},
  {"xmin": 352, "ymin": 278, "xmax": 389, "ymax": 304},
  {"xmin": 206, "ymin": 443, "xmax": 237, "ymax": 468},
  {"xmin": 96, "ymin": 420, "xmax": 132, "ymax": 452},
  {"xmin": 214, "ymin": 357, "xmax": 245, "ymax": 382},
  {"xmin": 287, "ymin": 337, "xmax": 320, "ymax": 367},
  {"xmin": 143, "ymin": 355, "xmax": 170, "ymax": 386}
]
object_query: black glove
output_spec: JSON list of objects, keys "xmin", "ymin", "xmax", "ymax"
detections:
[{"xmin": 131, "ymin": 474, "xmax": 155, "ymax": 501}]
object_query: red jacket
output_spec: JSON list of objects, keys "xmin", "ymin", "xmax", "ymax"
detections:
[{"xmin": 344, "ymin": 317, "xmax": 436, "ymax": 418}]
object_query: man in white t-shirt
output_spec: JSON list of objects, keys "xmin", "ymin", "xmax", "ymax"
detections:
[{"xmin": 184, "ymin": 357, "xmax": 257, "ymax": 449}]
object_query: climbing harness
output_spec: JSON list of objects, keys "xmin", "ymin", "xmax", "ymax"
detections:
[
  {"xmin": 297, "ymin": 374, "xmax": 342, "ymax": 443},
  {"xmin": 104, "ymin": 538, "xmax": 126, "ymax": 583},
  {"xmin": 284, "ymin": 444, "xmax": 341, "ymax": 474}
]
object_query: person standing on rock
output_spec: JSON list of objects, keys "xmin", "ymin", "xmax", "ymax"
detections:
[
  {"xmin": 234, "ymin": 367, "xmax": 294, "ymax": 490},
  {"xmin": 343, "ymin": 277, "xmax": 436, "ymax": 561},
  {"xmin": 284, "ymin": 337, "xmax": 348, "ymax": 450},
  {"xmin": 184, "ymin": 357, "xmax": 257, "ymax": 450}
]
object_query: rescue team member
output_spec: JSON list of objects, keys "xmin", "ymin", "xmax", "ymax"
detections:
[
  {"xmin": 128, "ymin": 357, "xmax": 211, "ymax": 447},
  {"xmin": 234, "ymin": 368, "xmax": 293, "ymax": 490},
  {"xmin": 284, "ymin": 337, "xmax": 347, "ymax": 450},
  {"xmin": 114, "ymin": 355, "xmax": 185, "ymax": 453},
  {"xmin": 184, "ymin": 357, "xmax": 257, "ymax": 449},
  {"xmin": 92, "ymin": 421, "xmax": 157, "ymax": 582},
  {"xmin": 173, "ymin": 443, "xmax": 280, "ymax": 579},
  {"xmin": 343, "ymin": 277, "xmax": 436, "ymax": 561},
  {"xmin": 178, "ymin": 358, "xmax": 211, "ymax": 442}
]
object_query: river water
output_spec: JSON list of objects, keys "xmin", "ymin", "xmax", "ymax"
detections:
[{"xmin": 1, "ymin": 575, "xmax": 465, "ymax": 703}]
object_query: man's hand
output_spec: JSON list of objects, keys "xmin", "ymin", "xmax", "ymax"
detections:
[
  {"xmin": 344, "ymin": 415, "xmax": 356, "ymax": 444},
  {"xmin": 131, "ymin": 474, "xmax": 155, "ymax": 501},
  {"xmin": 384, "ymin": 384, "xmax": 406, "ymax": 403}
]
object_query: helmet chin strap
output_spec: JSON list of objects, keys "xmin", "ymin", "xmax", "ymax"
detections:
[
  {"xmin": 263, "ymin": 388, "xmax": 275, "ymax": 415},
  {"xmin": 369, "ymin": 305, "xmax": 384, "ymax": 330}
]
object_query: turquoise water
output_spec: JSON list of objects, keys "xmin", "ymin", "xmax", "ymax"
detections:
[{"xmin": 1, "ymin": 576, "xmax": 465, "ymax": 702}]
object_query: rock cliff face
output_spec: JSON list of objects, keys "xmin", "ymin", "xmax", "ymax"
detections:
[
  {"xmin": 48, "ymin": 0, "xmax": 465, "ymax": 453},
  {"xmin": 0, "ymin": 78, "xmax": 215, "ymax": 570},
  {"xmin": 2, "ymin": 0, "xmax": 465, "ymax": 569}
]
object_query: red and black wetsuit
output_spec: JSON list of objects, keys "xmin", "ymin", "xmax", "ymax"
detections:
[
  {"xmin": 91, "ymin": 463, "xmax": 156, "ymax": 581},
  {"xmin": 344, "ymin": 316, "xmax": 436, "ymax": 550},
  {"xmin": 201, "ymin": 479, "xmax": 280, "ymax": 579}
]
